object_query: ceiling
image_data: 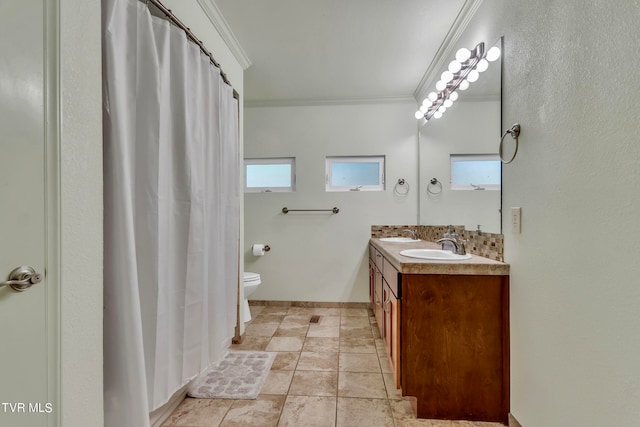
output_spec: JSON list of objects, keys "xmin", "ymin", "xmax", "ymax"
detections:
[{"xmin": 214, "ymin": 0, "xmax": 468, "ymax": 105}]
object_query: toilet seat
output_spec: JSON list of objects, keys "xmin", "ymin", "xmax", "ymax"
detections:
[{"xmin": 243, "ymin": 272, "xmax": 260, "ymax": 283}]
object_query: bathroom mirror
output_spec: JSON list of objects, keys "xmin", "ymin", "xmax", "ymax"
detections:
[{"xmin": 418, "ymin": 38, "xmax": 502, "ymax": 234}]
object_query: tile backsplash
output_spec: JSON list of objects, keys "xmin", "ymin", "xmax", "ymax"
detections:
[{"xmin": 371, "ymin": 225, "xmax": 504, "ymax": 262}]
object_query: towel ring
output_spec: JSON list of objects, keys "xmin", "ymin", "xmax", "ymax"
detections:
[
  {"xmin": 499, "ymin": 123, "xmax": 521, "ymax": 164},
  {"xmin": 394, "ymin": 178, "xmax": 410, "ymax": 196},
  {"xmin": 427, "ymin": 178, "xmax": 442, "ymax": 195}
]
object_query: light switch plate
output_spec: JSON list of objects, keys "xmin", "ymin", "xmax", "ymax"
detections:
[{"xmin": 511, "ymin": 207, "xmax": 521, "ymax": 234}]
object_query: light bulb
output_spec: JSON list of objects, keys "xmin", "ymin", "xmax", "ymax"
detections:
[
  {"xmin": 441, "ymin": 70, "xmax": 454, "ymax": 83},
  {"xmin": 476, "ymin": 59, "xmax": 489, "ymax": 72},
  {"xmin": 486, "ymin": 46, "xmax": 501, "ymax": 62},
  {"xmin": 422, "ymin": 98, "xmax": 430, "ymax": 107},
  {"xmin": 448, "ymin": 60, "xmax": 462, "ymax": 73},
  {"xmin": 449, "ymin": 91, "xmax": 459, "ymax": 101},
  {"xmin": 415, "ymin": 110, "xmax": 424, "ymax": 119},
  {"xmin": 435, "ymin": 80, "xmax": 446, "ymax": 91},
  {"xmin": 459, "ymin": 80, "xmax": 470, "ymax": 91},
  {"xmin": 421, "ymin": 103, "xmax": 430, "ymax": 112},
  {"xmin": 443, "ymin": 99, "xmax": 453, "ymax": 108},
  {"xmin": 427, "ymin": 92, "xmax": 438, "ymax": 102},
  {"xmin": 455, "ymin": 47, "xmax": 471, "ymax": 63},
  {"xmin": 467, "ymin": 69, "xmax": 479, "ymax": 82},
  {"xmin": 434, "ymin": 111, "xmax": 443, "ymax": 119},
  {"xmin": 438, "ymin": 106, "xmax": 447, "ymax": 113}
]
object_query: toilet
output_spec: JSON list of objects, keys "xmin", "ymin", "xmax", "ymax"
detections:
[{"xmin": 243, "ymin": 272, "xmax": 261, "ymax": 322}]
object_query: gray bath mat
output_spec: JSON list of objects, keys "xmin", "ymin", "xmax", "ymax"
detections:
[{"xmin": 187, "ymin": 351, "xmax": 276, "ymax": 400}]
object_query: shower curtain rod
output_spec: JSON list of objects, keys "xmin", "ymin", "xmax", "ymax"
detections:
[{"xmin": 145, "ymin": 0, "xmax": 238, "ymax": 98}]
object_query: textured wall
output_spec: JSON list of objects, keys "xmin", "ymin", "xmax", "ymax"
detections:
[
  {"xmin": 437, "ymin": 1, "xmax": 640, "ymax": 425},
  {"xmin": 60, "ymin": 0, "xmax": 104, "ymax": 425},
  {"xmin": 244, "ymin": 102, "xmax": 419, "ymax": 302}
]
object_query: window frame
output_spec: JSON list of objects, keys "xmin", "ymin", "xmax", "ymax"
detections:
[
  {"xmin": 244, "ymin": 157, "xmax": 296, "ymax": 193},
  {"xmin": 325, "ymin": 155, "xmax": 385, "ymax": 192},
  {"xmin": 450, "ymin": 153, "xmax": 501, "ymax": 191}
]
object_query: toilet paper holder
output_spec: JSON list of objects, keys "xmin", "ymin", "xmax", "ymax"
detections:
[{"xmin": 263, "ymin": 245, "xmax": 270, "ymax": 252}]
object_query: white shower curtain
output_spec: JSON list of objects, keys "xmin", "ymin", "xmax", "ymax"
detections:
[{"xmin": 102, "ymin": 0, "xmax": 239, "ymax": 426}]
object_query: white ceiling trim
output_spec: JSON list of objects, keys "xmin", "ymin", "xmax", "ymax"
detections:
[
  {"xmin": 245, "ymin": 96, "xmax": 416, "ymax": 108},
  {"xmin": 413, "ymin": 0, "xmax": 484, "ymax": 102},
  {"xmin": 197, "ymin": 0, "xmax": 252, "ymax": 70}
]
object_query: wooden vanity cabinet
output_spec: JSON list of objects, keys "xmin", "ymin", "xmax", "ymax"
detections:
[
  {"xmin": 368, "ymin": 242, "xmax": 509, "ymax": 424},
  {"xmin": 401, "ymin": 273, "xmax": 509, "ymax": 424}
]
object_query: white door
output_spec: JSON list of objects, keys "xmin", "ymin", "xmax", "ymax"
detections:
[{"xmin": 0, "ymin": 1, "xmax": 55, "ymax": 426}]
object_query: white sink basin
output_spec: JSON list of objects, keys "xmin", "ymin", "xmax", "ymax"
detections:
[
  {"xmin": 400, "ymin": 248, "xmax": 472, "ymax": 261},
  {"xmin": 379, "ymin": 237, "xmax": 421, "ymax": 243}
]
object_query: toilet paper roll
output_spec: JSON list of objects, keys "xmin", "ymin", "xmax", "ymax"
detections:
[{"xmin": 252, "ymin": 244, "xmax": 266, "ymax": 256}]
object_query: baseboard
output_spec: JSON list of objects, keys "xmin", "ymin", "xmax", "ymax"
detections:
[
  {"xmin": 249, "ymin": 300, "xmax": 370, "ymax": 309},
  {"xmin": 149, "ymin": 383, "xmax": 189, "ymax": 427},
  {"xmin": 509, "ymin": 413, "xmax": 523, "ymax": 427}
]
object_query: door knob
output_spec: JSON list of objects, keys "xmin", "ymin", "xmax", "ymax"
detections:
[{"xmin": 0, "ymin": 266, "xmax": 43, "ymax": 292}]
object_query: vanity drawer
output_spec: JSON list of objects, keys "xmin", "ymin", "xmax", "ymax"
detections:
[{"xmin": 383, "ymin": 257, "xmax": 400, "ymax": 298}]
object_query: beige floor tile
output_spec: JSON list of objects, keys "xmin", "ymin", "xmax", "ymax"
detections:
[
  {"xmin": 316, "ymin": 315, "xmax": 341, "ymax": 326},
  {"xmin": 271, "ymin": 352, "xmax": 300, "ymax": 371},
  {"xmin": 280, "ymin": 314, "xmax": 313, "ymax": 325},
  {"xmin": 277, "ymin": 395, "xmax": 336, "ymax": 427},
  {"xmin": 340, "ymin": 337, "xmax": 377, "ymax": 353},
  {"xmin": 231, "ymin": 336, "xmax": 271, "ymax": 351},
  {"xmin": 261, "ymin": 370, "xmax": 294, "ymax": 395},
  {"xmin": 286, "ymin": 307, "xmax": 317, "ymax": 316},
  {"xmin": 219, "ymin": 395, "xmax": 285, "ymax": 427},
  {"xmin": 252, "ymin": 314, "xmax": 286, "ymax": 324},
  {"xmin": 375, "ymin": 338, "xmax": 386, "ymax": 353},
  {"xmin": 307, "ymin": 324, "xmax": 340, "ymax": 338},
  {"xmin": 289, "ymin": 370, "xmax": 338, "ymax": 396},
  {"xmin": 339, "ymin": 352, "xmax": 381, "ymax": 373},
  {"xmin": 389, "ymin": 398, "xmax": 438, "ymax": 426},
  {"xmin": 296, "ymin": 351, "xmax": 339, "ymax": 371},
  {"xmin": 340, "ymin": 307, "xmax": 370, "ymax": 317},
  {"xmin": 378, "ymin": 354, "xmax": 393, "ymax": 374},
  {"xmin": 244, "ymin": 322, "xmax": 280, "ymax": 337},
  {"xmin": 259, "ymin": 306, "xmax": 290, "ymax": 315},
  {"xmin": 340, "ymin": 325, "xmax": 374, "ymax": 339},
  {"xmin": 372, "ymin": 325, "xmax": 382, "ymax": 339},
  {"xmin": 249, "ymin": 305, "xmax": 266, "ymax": 318},
  {"xmin": 266, "ymin": 336, "xmax": 304, "ymax": 352},
  {"xmin": 341, "ymin": 316, "xmax": 371, "ymax": 327},
  {"xmin": 162, "ymin": 398, "xmax": 233, "ymax": 427},
  {"xmin": 338, "ymin": 372, "xmax": 387, "ymax": 399},
  {"xmin": 303, "ymin": 337, "xmax": 340, "ymax": 353},
  {"xmin": 336, "ymin": 397, "xmax": 394, "ymax": 427},
  {"xmin": 382, "ymin": 372, "xmax": 402, "ymax": 399},
  {"xmin": 310, "ymin": 307, "xmax": 341, "ymax": 316},
  {"xmin": 273, "ymin": 323, "xmax": 309, "ymax": 337}
]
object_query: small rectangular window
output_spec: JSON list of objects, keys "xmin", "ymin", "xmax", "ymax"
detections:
[
  {"xmin": 244, "ymin": 158, "xmax": 295, "ymax": 192},
  {"xmin": 325, "ymin": 156, "xmax": 385, "ymax": 192},
  {"xmin": 450, "ymin": 154, "xmax": 501, "ymax": 190}
]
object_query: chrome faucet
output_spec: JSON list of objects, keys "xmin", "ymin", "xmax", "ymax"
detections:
[
  {"xmin": 403, "ymin": 229, "xmax": 417, "ymax": 240},
  {"xmin": 435, "ymin": 237, "xmax": 467, "ymax": 255}
]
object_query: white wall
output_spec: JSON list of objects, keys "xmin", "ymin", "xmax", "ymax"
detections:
[
  {"xmin": 419, "ymin": 99, "xmax": 501, "ymax": 232},
  {"xmin": 427, "ymin": 1, "xmax": 640, "ymax": 425},
  {"xmin": 59, "ymin": 1, "xmax": 103, "ymax": 425},
  {"xmin": 244, "ymin": 102, "xmax": 418, "ymax": 302}
]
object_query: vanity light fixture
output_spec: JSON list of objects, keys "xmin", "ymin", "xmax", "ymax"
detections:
[{"xmin": 414, "ymin": 42, "xmax": 501, "ymax": 122}]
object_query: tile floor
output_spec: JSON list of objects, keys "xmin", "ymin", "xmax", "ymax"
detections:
[{"xmin": 163, "ymin": 305, "xmax": 505, "ymax": 427}]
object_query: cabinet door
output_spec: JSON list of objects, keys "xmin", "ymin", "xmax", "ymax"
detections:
[
  {"xmin": 368, "ymin": 258, "xmax": 375, "ymax": 308},
  {"xmin": 383, "ymin": 282, "xmax": 401, "ymax": 389},
  {"xmin": 374, "ymin": 267, "xmax": 384, "ymax": 337}
]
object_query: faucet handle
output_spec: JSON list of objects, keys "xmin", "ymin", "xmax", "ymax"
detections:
[{"xmin": 457, "ymin": 239, "xmax": 467, "ymax": 255}]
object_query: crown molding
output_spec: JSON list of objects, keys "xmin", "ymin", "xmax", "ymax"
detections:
[
  {"xmin": 413, "ymin": 0, "xmax": 484, "ymax": 102},
  {"xmin": 245, "ymin": 96, "xmax": 416, "ymax": 108},
  {"xmin": 196, "ymin": 0, "xmax": 252, "ymax": 70}
]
